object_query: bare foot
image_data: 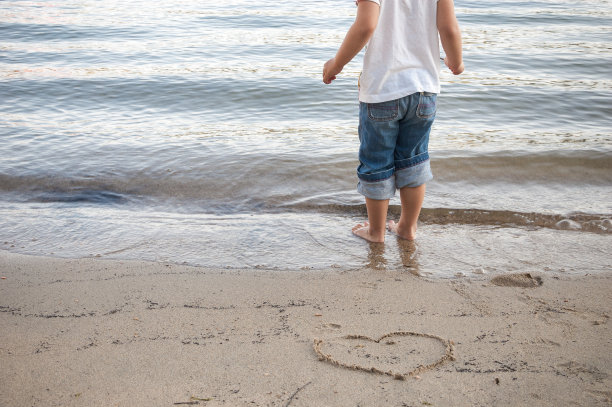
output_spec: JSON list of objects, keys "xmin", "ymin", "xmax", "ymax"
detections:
[
  {"xmin": 387, "ymin": 220, "xmax": 416, "ymax": 240},
  {"xmin": 352, "ymin": 222, "xmax": 385, "ymax": 243}
]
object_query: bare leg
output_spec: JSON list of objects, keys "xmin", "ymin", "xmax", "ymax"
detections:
[
  {"xmin": 387, "ymin": 184, "xmax": 426, "ymax": 240},
  {"xmin": 352, "ymin": 197, "xmax": 389, "ymax": 243}
]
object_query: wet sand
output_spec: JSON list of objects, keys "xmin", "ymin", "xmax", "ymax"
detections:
[{"xmin": 0, "ymin": 250, "xmax": 611, "ymax": 406}]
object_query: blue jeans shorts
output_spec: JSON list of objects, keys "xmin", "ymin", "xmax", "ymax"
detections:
[{"xmin": 357, "ymin": 92, "xmax": 436, "ymax": 200}]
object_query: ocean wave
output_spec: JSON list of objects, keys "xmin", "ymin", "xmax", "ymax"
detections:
[
  {"xmin": 432, "ymin": 150, "xmax": 612, "ymax": 184},
  {"xmin": 1, "ymin": 150, "xmax": 609, "ymax": 198},
  {"xmin": 0, "ymin": 179, "xmax": 610, "ymax": 235},
  {"xmin": 0, "ymin": 22, "xmax": 149, "ymax": 42}
]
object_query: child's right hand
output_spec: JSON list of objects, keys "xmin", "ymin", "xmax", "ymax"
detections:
[{"xmin": 445, "ymin": 57, "xmax": 464, "ymax": 75}]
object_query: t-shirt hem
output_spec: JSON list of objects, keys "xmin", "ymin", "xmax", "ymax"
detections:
[{"xmin": 359, "ymin": 86, "xmax": 441, "ymax": 104}]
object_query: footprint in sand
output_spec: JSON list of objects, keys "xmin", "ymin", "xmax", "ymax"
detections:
[{"xmin": 491, "ymin": 273, "xmax": 543, "ymax": 288}]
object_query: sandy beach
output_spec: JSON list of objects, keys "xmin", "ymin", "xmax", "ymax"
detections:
[{"xmin": 0, "ymin": 250, "xmax": 610, "ymax": 407}]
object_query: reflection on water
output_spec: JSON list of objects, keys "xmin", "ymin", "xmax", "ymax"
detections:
[
  {"xmin": 365, "ymin": 242, "xmax": 386, "ymax": 270},
  {"xmin": 364, "ymin": 239, "xmax": 420, "ymax": 277},
  {"xmin": 397, "ymin": 239, "xmax": 420, "ymax": 277}
]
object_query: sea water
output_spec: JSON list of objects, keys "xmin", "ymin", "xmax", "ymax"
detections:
[{"xmin": 1, "ymin": 0, "xmax": 611, "ymax": 276}]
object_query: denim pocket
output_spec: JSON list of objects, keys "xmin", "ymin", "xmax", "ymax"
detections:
[
  {"xmin": 367, "ymin": 100, "xmax": 399, "ymax": 121},
  {"xmin": 416, "ymin": 92, "xmax": 437, "ymax": 119}
]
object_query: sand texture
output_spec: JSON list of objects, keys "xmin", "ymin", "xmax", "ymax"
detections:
[{"xmin": 0, "ymin": 251, "xmax": 611, "ymax": 406}]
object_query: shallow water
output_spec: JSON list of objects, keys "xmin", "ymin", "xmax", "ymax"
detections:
[{"xmin": 1, "ymin": 0, "xmax": 611, "ymax": 276}]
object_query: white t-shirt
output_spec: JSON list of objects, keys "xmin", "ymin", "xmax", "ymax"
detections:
[{"xmin": 358, "ymin": 0, "xmax": 441, "ymax": 103}]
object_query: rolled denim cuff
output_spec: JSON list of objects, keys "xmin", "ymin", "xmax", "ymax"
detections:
[
  {"xmin": 357, "ymin": 177, "xmax": 396, "ymax": 200},
  {"xmin": 395, "ymin": 159, "xmax": 433, "ymax": 189},
  {"xmin": 395, "ymin": 151, "xmax": 430, "ymax": 171},
  {"xmin": 356, "ymin": 165, "xmax": 395, "ymax": 182}
]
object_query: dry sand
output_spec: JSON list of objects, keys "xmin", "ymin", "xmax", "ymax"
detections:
[{"xmin": 0, "ymin": 250, "xmax": 611, "ymax": 406}]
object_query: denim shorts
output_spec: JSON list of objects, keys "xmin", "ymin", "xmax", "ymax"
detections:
[{"xmin": 357, "ymin": 92, "xmax": 436, "ymax": 200}]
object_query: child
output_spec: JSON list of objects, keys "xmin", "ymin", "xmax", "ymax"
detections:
[{"xmin": 323, "ymin": 0, "xmax": 464, "ymax": 243}]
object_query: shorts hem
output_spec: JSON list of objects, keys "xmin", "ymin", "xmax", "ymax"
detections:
[
  {"xmin": 395, "ymin": 151, "xmax": 430, "ymax": 171},
  {"xmin": 357, "ymin": 178, "xmax": 396, "ymax": 200},
  {"xmin": 395, "ymin": 159, "xmax": 433, "ymax": 189},
  {"xmin": 356, "ymin": 168, "xmax": 395, "ymax": 183},
  {"xmin": 357, "ymin": 160, "xmax": 433, "ymax": 199}
]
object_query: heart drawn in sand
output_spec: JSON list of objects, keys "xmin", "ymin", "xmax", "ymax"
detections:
[{"xmin": 314, "ymin": 331, "xmax": 455, "ymax": 381}]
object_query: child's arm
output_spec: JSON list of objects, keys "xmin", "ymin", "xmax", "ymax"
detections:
[
  {"xmin": 437, "ymin": 0, "xmax": 464, "ymax": 75},
  {"xmin": 323, "ymin": 1, "xmax": 380, "ymax": 84}
]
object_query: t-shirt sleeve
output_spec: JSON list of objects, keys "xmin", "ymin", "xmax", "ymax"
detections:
[{"xmin": 356, "ymin": 0, "xmax": 381, "ymax": 5}]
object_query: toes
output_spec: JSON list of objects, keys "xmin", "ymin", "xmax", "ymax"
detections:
[
  {"xmin": 352, "ymin": 225, "xmax": 368, "ymax": 237},
  {"xmin": 352, "ymin": 223, "xmax": 365, "ymax": 232},
  {"xmin": 352, "ymin": 222, "xmax": 369, "ymax": 232}
]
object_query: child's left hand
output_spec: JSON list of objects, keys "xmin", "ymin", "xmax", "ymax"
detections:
[{"xmin": 323, "ymin": 58, "xmax": 341, "ymax": 84}]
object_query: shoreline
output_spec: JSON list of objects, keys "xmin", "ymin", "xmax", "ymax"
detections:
[
  {"xmin": 0, "ymin": 251, "xmax": 611, "ymax": 406},
  {"xmin": 2, "ymin": 218, "xmax": 610, "ymax": 278}
]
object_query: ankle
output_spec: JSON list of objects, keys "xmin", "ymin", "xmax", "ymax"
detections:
[
  {"xmin": 397, "ymin": 220, "xmax": 417, "ymax": 239},
  {"xmin": 368, "ymin": 227, "xmax": 386, "ymax": 242}
]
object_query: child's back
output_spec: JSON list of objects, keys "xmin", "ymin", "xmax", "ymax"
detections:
[
  {"xmin": 323, "ymin": 0, "xmax": 463, "ymax": 243},
  {"xmin": 359, "ymin": 0, "xmax": 441, "ymax": 104}
]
